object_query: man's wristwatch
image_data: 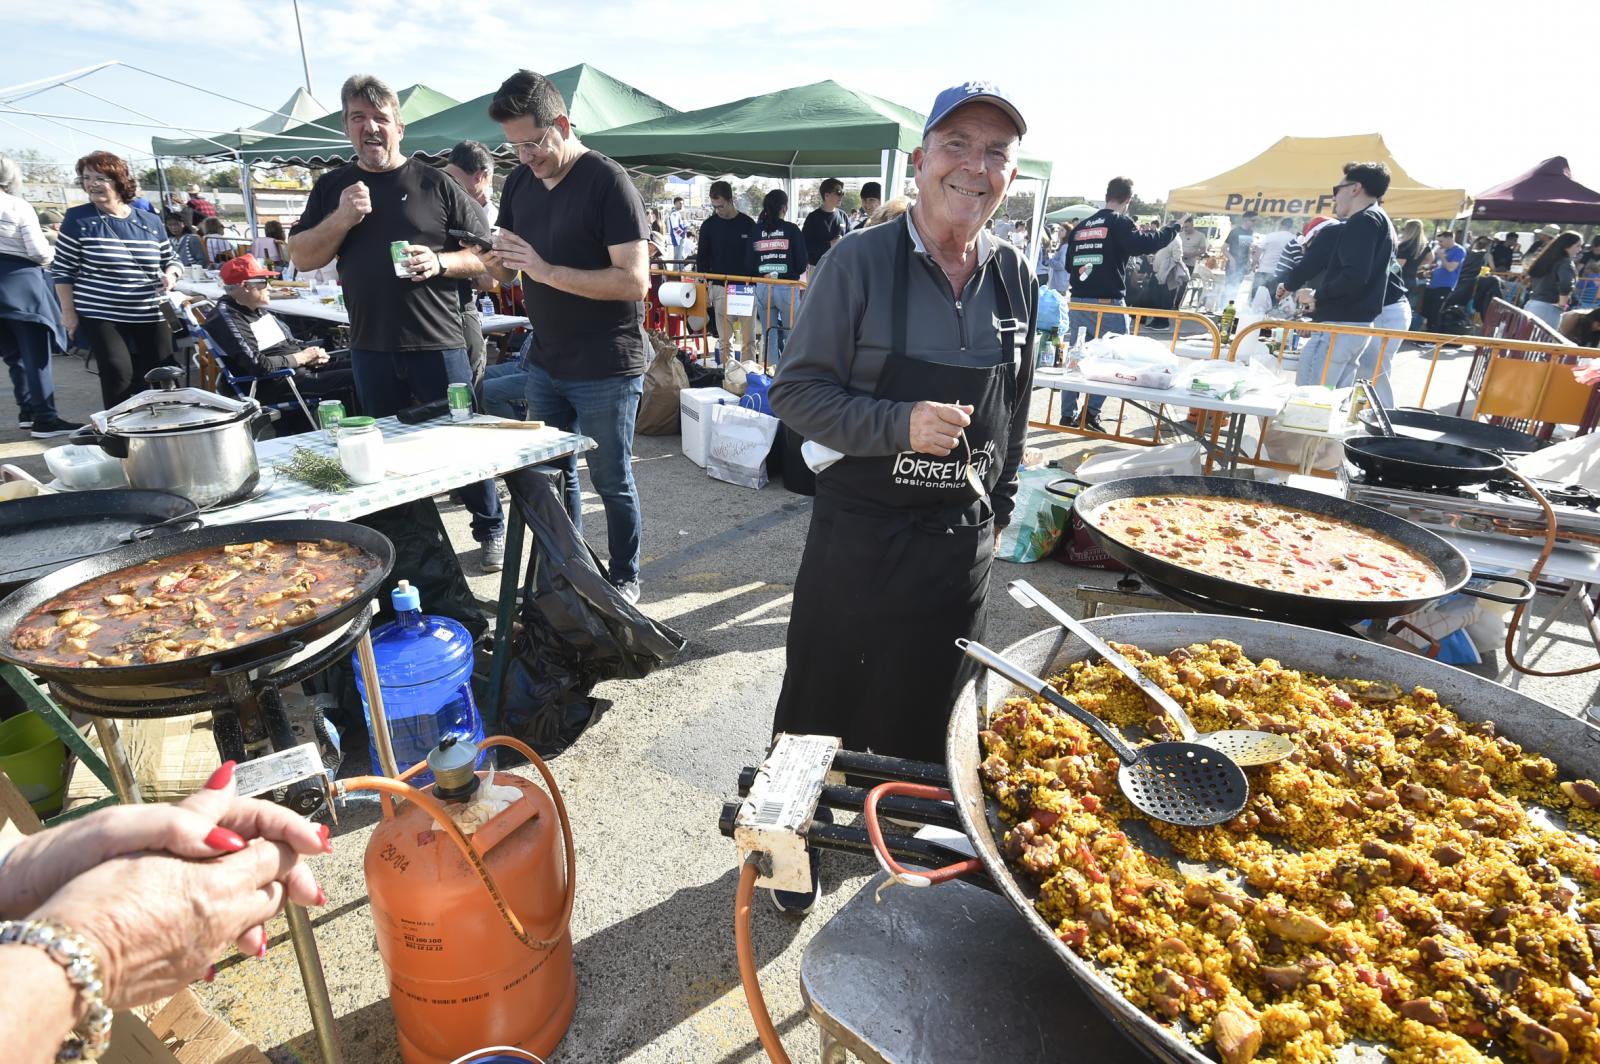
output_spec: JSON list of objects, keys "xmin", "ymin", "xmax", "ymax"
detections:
[{"xmin": 0, "ymin": 919, "xmax": 113, "ymax": 1060}]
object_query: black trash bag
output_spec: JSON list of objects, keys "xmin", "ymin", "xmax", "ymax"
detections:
[
  {"xmin": 677, "ymin": 351, "xmax": 725, "ymax": 389},
  {"xmin": 498, "ymin": 467, "xmax": 686, "ymax": 755}
]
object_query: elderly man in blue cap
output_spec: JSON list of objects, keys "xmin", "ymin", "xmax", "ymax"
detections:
[{"xmin": 765, "ymin": 80, "xmax": 1037, "ymax": 912}]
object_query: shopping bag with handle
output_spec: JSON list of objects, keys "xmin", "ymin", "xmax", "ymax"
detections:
[{"xmin": 705, "ymin": 401, "xmax": 779, "ymax": 489}]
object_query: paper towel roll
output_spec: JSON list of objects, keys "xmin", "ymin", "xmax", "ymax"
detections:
[{"xmin": 657, "ymin": 281, "xmax": 697, "ymax": 308}]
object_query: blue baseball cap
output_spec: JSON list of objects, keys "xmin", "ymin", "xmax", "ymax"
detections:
[{"xmin": 923, "ymin": 80, "xmax": 1027, "ymax": 138}]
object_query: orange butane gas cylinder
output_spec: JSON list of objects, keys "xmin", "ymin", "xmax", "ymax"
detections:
[{"xmin": 364, "ymin": 738, "xmax": 575, "ymax": 1064}]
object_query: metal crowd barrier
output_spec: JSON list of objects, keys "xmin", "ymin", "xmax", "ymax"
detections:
[
  {"xmin": 1033, "ymin": 304, "xmax": 1222, "ymax": 448},
  {"xmin": 648, "ymin": 267, "xmax": 805, "ymax": 372},
  {"xmin": 1221, "ymin": 316, "xmax": 1594, "ymax": 474}
]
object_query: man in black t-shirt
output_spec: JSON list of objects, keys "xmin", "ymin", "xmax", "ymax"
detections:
[
  {"xmin": 697, "ymin": 179, "xmax": 758, "ymax": 360},
  {"xmin": 483, "ymin": 69, "xmax": 651, "ymax": 604},
  {"xmin": 290, "ymin": 74, "xmax": 504, "ymax": 568},
  {"xmin": 801, "ymin": 178, "xmax": 847, "ymax": 267}
]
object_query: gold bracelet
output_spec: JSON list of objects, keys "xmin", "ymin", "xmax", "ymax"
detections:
[{"xmin": 0, "ymin": 918, "xmax": 113, "ymax": 1061}]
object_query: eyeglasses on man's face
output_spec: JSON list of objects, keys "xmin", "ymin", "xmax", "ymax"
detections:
[
  {"xmin": 502, "ymin": 123, "xmax": 561, "ymax": 159},
  {"xmin": 241, "ymin": 279, "xmax": 269, "ymax": 290},
  {"xmin": 1331, "ymin": 181, "xmax": 1356, "ymax": 196}
]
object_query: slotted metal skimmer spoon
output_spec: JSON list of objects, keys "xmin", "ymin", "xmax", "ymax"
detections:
[
  {"xmin": 959, "ymin": 638, "xmax": 1249, "ymax": 827},
  {"xmin": 1005, "ymin": 580, "xmax": 1295, "ymax": 767}
]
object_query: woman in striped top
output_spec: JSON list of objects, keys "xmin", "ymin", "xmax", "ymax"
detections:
[{"xmin": 52, "ymin": 151, "xmax": 181, "ymax": 407}]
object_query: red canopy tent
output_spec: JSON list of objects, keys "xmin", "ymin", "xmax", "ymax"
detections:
[{"xmin": 1471, "ymin": 156, "xmax": 1600, "ymax": 223}]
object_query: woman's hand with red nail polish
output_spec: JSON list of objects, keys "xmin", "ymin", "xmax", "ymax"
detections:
[
  {"xmin": 203, "ymin": 827, "xmax": 247, "ymax": 853},
  {"xmin": 0, "ymin": 770, "xmax": 328, "ymax": 921}
]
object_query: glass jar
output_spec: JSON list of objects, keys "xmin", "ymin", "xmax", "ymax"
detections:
[{"xmin": 336, "ymin": 416, "xmax": 386, "ymax": 485}]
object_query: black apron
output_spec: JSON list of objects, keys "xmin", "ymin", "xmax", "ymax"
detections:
[{"xmin": 772, "ymin": 220, "xmax": 1021, "ymax": 763}]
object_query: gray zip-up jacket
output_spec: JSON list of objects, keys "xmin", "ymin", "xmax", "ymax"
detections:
[
  {"xmin": 769, "ymin": 212, "xmax": 1038, "ymax": 529},
  {"xmin": 1528, "ymin": 256, "xmax": 1575, "ymax": 305}
]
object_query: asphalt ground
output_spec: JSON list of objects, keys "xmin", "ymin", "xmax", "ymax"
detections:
[{"xmin": 6, "ymin": 333, "xmax": 1600, "ymax": 1063}]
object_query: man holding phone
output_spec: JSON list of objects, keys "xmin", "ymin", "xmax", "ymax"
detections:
[
  {"xmin": 482, "ymin": 69, "xmax": 651, "ymax": 604},
  {"xmin": 290, "ymin": 74, "xmax": 507, "ymax": 570}
]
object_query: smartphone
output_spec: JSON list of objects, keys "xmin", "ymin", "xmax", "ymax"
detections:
[{"xmin": 447, "ymin": 228, "xmax": 494, "ymax": 253}]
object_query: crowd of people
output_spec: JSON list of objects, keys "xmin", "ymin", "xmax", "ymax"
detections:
[
  {"xmin": 1010, "ymin": 185, "xmax": 1600, "ymax": 407},
  {"xmin": 7, "ymin": 66, "xmax": 1600, "ymax": 1034}
]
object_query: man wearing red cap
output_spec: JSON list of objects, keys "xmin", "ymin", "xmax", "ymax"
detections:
[{"xmin": 203, "ymin": 254, "xmax": 355, "ymax": 421}]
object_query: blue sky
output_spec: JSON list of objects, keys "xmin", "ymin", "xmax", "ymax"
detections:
[{"xmin": 6, "ymin": 0, "xmax": 1598, "ymax": 203}]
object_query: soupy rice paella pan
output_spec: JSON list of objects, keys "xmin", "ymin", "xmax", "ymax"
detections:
[{"xmin": 941, "ymin": 613, "xmax": 1600, "ymax": 1064}]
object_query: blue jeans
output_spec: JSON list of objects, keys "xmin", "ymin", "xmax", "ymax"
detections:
[
  {"xmin": 1525, "ymin": 300, "xmax": 1563, "ymax": 330},
  {"xmin": 755, "ymin": 283, "xmax": 797, "ymax": 365},
  {"xmin": 1058, "ymin": 302, "xmax": 1127, "ymax": 422},
  {"xmin": 350, "ymin": 347, "xmax": 503, "ymax": 543},
  {"xmin": 481, "ymin": 361, "xmax": 528, "ymax": 419},
  {"xmin": 522, "ymin": 364, "xmax": 644, "ymax": 586},
  {"xmin": 0, "ymin": 318, "xmax": 57, "ymax": 420},
  {"xmin": 1353, "ymin": 300, "xmax": 1411, "ymax": 408},
  {"xmin": 1293, "ymin": 321, "xmax": 1373, "ymax": 389}
]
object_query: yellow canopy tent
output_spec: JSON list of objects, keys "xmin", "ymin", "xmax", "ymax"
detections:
[{"xmin": 1167, "ymin": 134, "xmax": 1470, "ymax": 220}]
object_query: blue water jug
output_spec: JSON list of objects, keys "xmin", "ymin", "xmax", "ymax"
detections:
[{"xmin": 353, "ymin": 580, "xmax": 484, "ymax": 785}]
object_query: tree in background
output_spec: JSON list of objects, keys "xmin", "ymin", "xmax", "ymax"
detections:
[
  {"xmin": 630, "ymin": 172, "xmax": 668, "ymax": 208},
  {"xmin": 2, "ymin": 148, "xmax": 69, "ymax": 183},
  {"xmin": 1130, "ymin": 193, "xmax": 1166, "ymax": 217},
  {"xmin": 137, "ymin": 161, "xmax": 207, "ymax": 195},
  {"xmin": 1004, "ymin": 191, "xmax": 1036, "ymax": 222},
  {"xmin": 738, "ymin": 184, "xmax": 767, "ymax": 217}
]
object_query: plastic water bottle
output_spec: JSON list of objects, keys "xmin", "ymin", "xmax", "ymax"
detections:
[
  {"xmin": 479, "ymin": 295, "xmax": 495, "ymax": 316},
  {"xmin": 354, "ymin": 580, "xmax": 484, "ymax": 785}
]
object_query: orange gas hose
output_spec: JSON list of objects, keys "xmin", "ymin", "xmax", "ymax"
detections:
[
  {"xmin": 341, "ymin": 735, "xmax": 576, "ymax": 952},
  {"xmin": 735, "ymin": 858, "xmax": 792, "ymax": 1064},
  {"xmin": 1500, "ymin": 469, "xmax": 1600, "ymax": 677}
]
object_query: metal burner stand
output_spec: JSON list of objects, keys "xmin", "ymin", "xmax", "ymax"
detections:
[
  {"xmin": 38, "ymin": 612, "xmax": 389, "ymax": 1064},
  {"xmin": 721, "ymin": 752, "xmax": 1132, "ymax": 1063}
]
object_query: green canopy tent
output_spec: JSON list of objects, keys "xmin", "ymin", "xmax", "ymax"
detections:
[
  {"xmin": 241, "ymin": 84, "xmax": 460, "ymax": 166},
  {"xmin": 395, "ymin": 63, "xmax": 678, "ymax": 161},
  {"xmin": 150, "ymin": 86, "xmax": 327, "ymax": 161},
  {"xmin": 584, "ymin": 79, "xmax": 1054, "ymax": 264},
  {"xmin": 584, "ymin": 79, "xmax": 1053, "ymax": 181}
]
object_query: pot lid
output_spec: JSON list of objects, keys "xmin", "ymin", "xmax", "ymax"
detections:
[{"xmin": 100, "ymin": 385, "xmax": 255, "ymax": 434}]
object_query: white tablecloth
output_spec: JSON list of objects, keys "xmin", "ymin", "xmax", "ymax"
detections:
[
  {"xmin": 202, "ymin": 416, "xmax": 591, "ymax": 526},
  {"xmin": 1033, "ymin": 369, "xmax": 1288, "ymax": 419}
]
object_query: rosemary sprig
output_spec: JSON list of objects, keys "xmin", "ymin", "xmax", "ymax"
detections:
[{"xmin": 274, "ymin": 447, "xmax": 351, "ymax": 493}]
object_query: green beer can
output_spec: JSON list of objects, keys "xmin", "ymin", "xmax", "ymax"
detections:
[
  {"xmin": 390, "ymin": 240, "xmax": 411, "ymax": 278},
  {"xmin": 317, "ymin": 399, "xmax": 344, "ymax": 441},
  {"xmin": 447, "ymin": 382, "xmax": 472, "ymax": 421}
]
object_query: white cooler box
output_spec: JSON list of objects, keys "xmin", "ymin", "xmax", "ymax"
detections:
[{"xmin": 680, "ymin": 386, "xmax": 736, "ymax": 467}]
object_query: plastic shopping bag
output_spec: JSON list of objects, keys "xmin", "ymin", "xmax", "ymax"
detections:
[
  {"xmin": 996, "ymin": 468, "xmax": 1072, "ymax": 563},
  {"xmin": 742, "ymin": 370, "xmax": 775, "ymax": 416},
  {"xmin": 1079, "ymin": 334, "xmax": 1182, "ymax": 389},
  {"xmin": 706, "ymin": 402, "xmax": 779, "ymax": 489}
]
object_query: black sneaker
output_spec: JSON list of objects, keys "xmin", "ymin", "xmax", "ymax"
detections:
[
  {"xmin": 769, "ymin": 807, "xmax": 830, "ymax": 915},
  {"xmin": 16, "ymin": 410, "xmax": 34, "ymax": 430},
  {"xmin": 30, "ymin": 416, "xmax": 83, "ymax": 439},
  {"xmin": 1084, "ymin": 415, "xmax": 1107, "ymax": 435}
]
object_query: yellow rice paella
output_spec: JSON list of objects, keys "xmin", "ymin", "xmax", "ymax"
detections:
[{"xmin": 979, "ymin": 639, "xmax": 1600, "ymax": 1064}]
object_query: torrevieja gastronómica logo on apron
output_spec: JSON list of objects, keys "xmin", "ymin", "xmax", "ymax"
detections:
[{"xmin": 891, "ymin": 438, "xmax": 996, "ymax": 490}]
